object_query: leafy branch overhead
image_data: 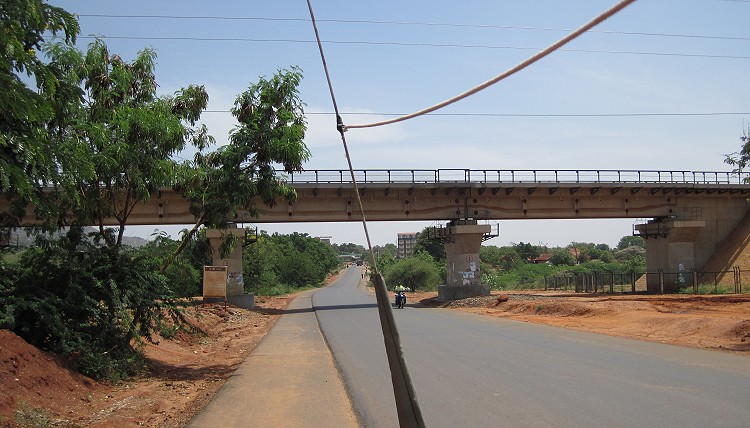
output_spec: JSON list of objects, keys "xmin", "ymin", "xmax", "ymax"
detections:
[{"xmin": 176, "ymin": 67, "xmax": 310, "ymax": 231}]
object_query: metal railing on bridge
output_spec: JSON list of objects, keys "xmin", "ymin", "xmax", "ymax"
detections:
[{"xmin": 284, "ymin": 169, "xmax": 750, "ymax": 185}]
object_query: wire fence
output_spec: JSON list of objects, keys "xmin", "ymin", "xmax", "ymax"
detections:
[{"xmin": 544, "ymin": 267, "xmax": 748, "ymax": 294}]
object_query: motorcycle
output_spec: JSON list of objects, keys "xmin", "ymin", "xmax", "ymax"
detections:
[{"xmin": 394, "ymin": 291, "xmax": 406, "ymax": 309}]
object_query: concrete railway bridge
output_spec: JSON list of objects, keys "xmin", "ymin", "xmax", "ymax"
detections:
[{"xmin": 7, "ymin": 169, "xmax": 750, "ymax": 300}]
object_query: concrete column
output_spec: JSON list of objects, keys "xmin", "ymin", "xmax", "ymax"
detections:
[
  {"xmin": 438, "ymin": 220, "xmax": 491, "ymax": 302},
  {"xmin": 206, "ymin": 225, "xmax": 254, "ymax": 308}
]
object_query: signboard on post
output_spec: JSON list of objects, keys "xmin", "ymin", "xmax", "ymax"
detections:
[{"xmin": 203, "ymin": 266, "xmax": 228, "ymax": 298}]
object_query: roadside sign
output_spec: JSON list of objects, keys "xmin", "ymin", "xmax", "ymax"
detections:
[{"xmin": 203, "ymin": 266, "xmax": 228, "ymax": 298}]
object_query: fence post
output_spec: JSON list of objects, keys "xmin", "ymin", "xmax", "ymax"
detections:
[
  {"xmin": 692, "ymin": 269, "xmax": 697, "ymax": 294},
  {"xmin": 610, "ymin": 273, "xmax": 614, "ymax": 294},
  {"xmin": 631, "ymin": 272, "xmax": 636, "ymax": 293},
  {"xmin": 734, "ymin": 266, "xmax": 740, "ymax": 294},
  {"xmin": 658, "ymin": 269, "xmax": 664, "ymax": 294}
]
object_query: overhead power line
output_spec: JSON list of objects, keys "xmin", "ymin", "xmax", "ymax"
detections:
[
  {"xmin": 77, "ymin": 36, "xmax": 750, "ymax": 60},
  {"xmin": 77, "ymin": 14, "xmax": 750, "ymax": 42}
]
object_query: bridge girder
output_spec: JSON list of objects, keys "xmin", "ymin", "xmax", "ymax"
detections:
[{"xmin": 1, "ymin": 182, "xmax": 748, "ymax": 226}]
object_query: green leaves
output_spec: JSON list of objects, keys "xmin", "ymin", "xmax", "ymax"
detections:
[
  {"xmin": 0, "ymin": 1, "xmax": 79, "ymax": 215},
  {"xmin": 179, "ymin": 67, "xmax": 310, "ymax": 234}
]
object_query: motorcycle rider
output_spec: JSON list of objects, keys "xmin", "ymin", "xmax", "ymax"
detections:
[{"xmin": 394, "ymin": 284, "xmax": 407, "ymax": 308}]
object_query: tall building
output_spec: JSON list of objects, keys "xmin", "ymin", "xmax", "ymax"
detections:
[{"xmin": 397, "ymin": 232, "xmax": 419, "ymax": 259}]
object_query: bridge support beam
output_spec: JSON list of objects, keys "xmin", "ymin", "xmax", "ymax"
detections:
[
  {"xmin": 438, "ymin": 220, "xmax": 491, "ymax": 302},
  {"xmin": 206, "ymin": 225, "xmax": 254, "ymax": 309}
]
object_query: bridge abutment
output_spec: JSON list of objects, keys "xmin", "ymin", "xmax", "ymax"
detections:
[
  {"xmin": 438, "ymin": 220, "xmax": 491, "ymax": 302},
  {"xmin": 639, "ymin": 200, "xmax": 750, "ymax": 293}
]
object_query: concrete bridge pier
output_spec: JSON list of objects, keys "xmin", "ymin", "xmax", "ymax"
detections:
[
  {"xmin": 206, "ymin": 225, "xmax": 254, "ymax": 308},
  {"xmin": 638, "ymin": 200, "xmax": 750, "ymax": 293},
  {"xmin": 438, "ymin": 220, "xmax": 491, "ymax": 302}
]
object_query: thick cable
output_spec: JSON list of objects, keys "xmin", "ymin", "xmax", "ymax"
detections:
[
  {"xmin": 306, "ymin": 1, "xmax": 426, "ymax": 426},
  {"xmin": 345, "ymin": 0, "xmax": 638, "ymax": 130},
  {"xmin": 305, "ymin": 0, "xmax": 378, "ymax": 272}
]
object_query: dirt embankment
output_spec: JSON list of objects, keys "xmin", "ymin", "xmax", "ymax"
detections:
[{"xmin": 0, "ymin": 295, "xmax": 295, "ymax": 428}]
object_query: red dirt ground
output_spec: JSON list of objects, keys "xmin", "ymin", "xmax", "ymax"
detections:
[{"xmin": 2, "ymin": 286, "xmax": 749, "ymax": 427}]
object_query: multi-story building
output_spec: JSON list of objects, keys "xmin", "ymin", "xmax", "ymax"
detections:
[{"xmin": 397, "ymin": 232, "xmax": 419, "ymax": 259}]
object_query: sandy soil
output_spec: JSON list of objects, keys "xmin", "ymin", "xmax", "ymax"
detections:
[{"xmin": 2, "ymin": 286, "xmax": 749, "ymax": 427}]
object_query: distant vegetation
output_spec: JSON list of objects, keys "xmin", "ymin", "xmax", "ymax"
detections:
[{"xmin": 371, "ymin": 229, "xmax": 645, "ymax": 292}]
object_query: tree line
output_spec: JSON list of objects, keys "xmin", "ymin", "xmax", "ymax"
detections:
[{"xmin": 370, "ymin": 227, "xmax": 646, "ymax": 292}]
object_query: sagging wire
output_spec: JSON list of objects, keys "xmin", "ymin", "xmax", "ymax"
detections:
[
  {"xmin": 305, "ymin": 0, "xmax": 378, "ymax": 274},
  {"xmin": 306, "ymin": 1, "xmax": 426, "ymax": 427},
  {"xmin": 344, "ymin": 0, "xmax": 638, "ymax": 130}
]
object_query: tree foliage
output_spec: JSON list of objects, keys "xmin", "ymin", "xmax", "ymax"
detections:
[
  {"xmin": 514, "ymin": 242, "xmax": 542, "ymax": 261},
  {"xmin": 617, "ymin": 235, "xmax": 645, "ymax": 250},
  {"xmin": 176, "ymin": 67, "xmax": 309, "ymax": 234},
  {"xmin": 725, "ymin": 124, "xmax": 750, "ymax": 175},
  {"xmin": 413, "ymin": 227, "xmax": 446, "ymax": 262},
  {"xmin": 382, "ymin": 253, "xmax": 442, "ymax": 291},
  {"xmin": 0, "ymin": 228, "xmax": 184, "ymax": 380},
  {"xmin": 47, "ymin": 39, "xmax": 213, "ymax": 247},
  {"xmin": 0, "ymin": 0, "xmax": 79, "ymax": 224},
  {"xmin": 243, "ymin": 231, "xmax": 340, "ymax": 295},
  {"xmin": 549, "ymin": 249, "xmax": 575, "ymax": 266}
]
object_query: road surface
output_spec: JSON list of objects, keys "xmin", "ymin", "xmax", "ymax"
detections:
[{"xmin": 314, "ymin": 266, "xmax": 750, "ymax": 427}]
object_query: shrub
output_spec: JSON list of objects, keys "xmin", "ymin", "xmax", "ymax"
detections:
[{"xmin": 1, "ymin": 231, "xmax": 185, "ymax": 380}]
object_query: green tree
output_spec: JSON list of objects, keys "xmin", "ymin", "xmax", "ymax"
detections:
[
  {"xmin": 515, "ymin": 242, "xmax": 541, "ymax": 262},
  {"xmin": 243, "ymin": 231, "xmax": 279, "ymax": 293},
  {"xmin": 549, "ymin": 248, "xmax": 575, "ymax": 266},
  {"xmin": 0, "ymin": 0, "xmax": 80, "ymax": 225},
  {"xmin": 134, "ymin": 230, "xmax": 211, "ymax": 297},
  {"xmin": 617, "ymin": 235, "xmax": 645, "ymax": 250},
  {"xmin": 413, "ymin": 227, "xmax": 446, "ymax": 262},
  {"xmin": 725, "ymin": 124, "xmax": 750, "ymax": 176},
  {"xmin": 383, "ymin": 255, "xmax": 441, "ymax": 291},
  {"xmin": 54, "ymin": 39, "xmax": 211, "ymax": 248},
  {"xmin": 174, "ymin": 67, "xmax": 309, "ymax": 260}
]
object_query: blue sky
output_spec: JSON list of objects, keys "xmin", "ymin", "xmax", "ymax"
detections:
[{"xmin": 48, "ymin": 0, "xmax": 750, "ymax": 248}]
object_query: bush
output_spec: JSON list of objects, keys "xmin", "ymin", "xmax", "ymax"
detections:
[
  {"xmin": 382, "ymin": 255, "xmax": 441, "ymax": 291},
  {"xmin": 0, "ymin": 230, "xmax": 185, "ymax": 380}
]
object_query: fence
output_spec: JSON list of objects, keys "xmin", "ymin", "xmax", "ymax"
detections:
[{"xmin": 544, "ymin": 267, "xmax": 747, "ymax": 294}]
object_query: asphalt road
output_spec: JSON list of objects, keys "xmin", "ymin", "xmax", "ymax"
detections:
[{"xmin": 314, "ymin": 266, "xmax": 750, "ymax": 428}]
